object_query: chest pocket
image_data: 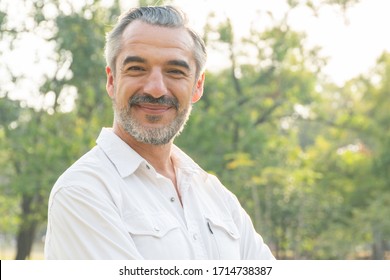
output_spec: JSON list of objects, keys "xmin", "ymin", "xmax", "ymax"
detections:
[
  {"xmin": 124, "ymin": 213, "xmax": 189, "ymax": 259},
  {"xmin": 206, "ymin": 215, "xmax": 241, "ymax": 259},
  {"xmin": 125, "ymin": 213, "xmax": 179, "ymax": 237}
]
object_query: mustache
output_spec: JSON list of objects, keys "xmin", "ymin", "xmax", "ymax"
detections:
[{"xmin": 129, "ymin": 94, "xmax": 179, "ymax": 110}]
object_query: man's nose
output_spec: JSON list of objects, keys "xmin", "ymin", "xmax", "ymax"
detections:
[{"xmin": 143, "ymin": 68, "xmax": 168, "ymax": 98}]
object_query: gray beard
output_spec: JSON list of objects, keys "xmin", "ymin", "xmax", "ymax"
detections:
[{"xmin": 114, "ymin": 99, "xmax": 192, "ymax": 145}]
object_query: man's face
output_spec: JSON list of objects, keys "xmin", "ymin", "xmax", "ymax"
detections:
[{"xmin": 106, "ymin": 20, "xmax": 204, "ymax": 145}]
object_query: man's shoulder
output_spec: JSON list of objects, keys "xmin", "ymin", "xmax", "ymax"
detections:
[{"xmin": 52, "ymin": 145, "xmax": 118, "ymax": 193}]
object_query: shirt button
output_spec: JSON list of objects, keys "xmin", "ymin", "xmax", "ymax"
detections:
[
  {"xmin": 146, "ymin": 164, "xmax": 150, "ymax": 170},
  {"xmin": 170, "ymin": 197, "xmax": 175, "ymax": 202},
  {"xmin": 154, "ymin": 226, "xmax": 160, "ymax": 232},
  {"xmin": 192, "ymin": 233, "xmax": 198, "ymax": 240}
]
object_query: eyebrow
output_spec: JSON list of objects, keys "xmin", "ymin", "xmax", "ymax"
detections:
[
  {"xmin": 122, "ymin": 56, "xmax": 146, "ymax": 67},
  {"xmin": 167, "ymin": 59, "xmax": 191, "ymax": 71},
  {"xmin": 121, "ymin": 56, "xmax": 191, "ymax": 71}
]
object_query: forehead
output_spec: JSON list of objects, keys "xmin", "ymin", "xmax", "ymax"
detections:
[{"xmin": 118, "ymin": 20, "xmax": 195, "ymax": 63}]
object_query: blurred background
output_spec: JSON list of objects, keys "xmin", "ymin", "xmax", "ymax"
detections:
[{"xmin": 1, "ymin": 0, "xmax": 389, "ymax": 259}]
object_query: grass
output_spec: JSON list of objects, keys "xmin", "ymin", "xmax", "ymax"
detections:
[{"xmin": 0, "ymin": 242, "xmax": 44, "ymax": 260}]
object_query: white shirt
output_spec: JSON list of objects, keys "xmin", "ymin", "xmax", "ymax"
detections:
[{"xmin": 44, "ymin": 128, "xmax": 275, "ymax": 260}]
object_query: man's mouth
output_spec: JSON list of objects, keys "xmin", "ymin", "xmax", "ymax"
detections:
[
  {"xmin": 129, "ymin": 94, "xmax": 179, "ymax": 112},
  {"xmin": 135, "ymin": 103, "xmax": 174, "ymax": 114}
]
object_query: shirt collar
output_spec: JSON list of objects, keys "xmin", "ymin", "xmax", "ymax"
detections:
[
  {"xmin": 171, "ymin": 145, "xmax": 209, "ymax": 182},
  {"xmin": 96, "ymin": 128, "xmax": 146, "ymax": 178},
  {"xmin": 96, "ymin": 127, "xmax": 208, "ymax": 181}
]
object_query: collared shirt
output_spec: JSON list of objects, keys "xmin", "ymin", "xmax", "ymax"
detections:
[{"xmin": 44, "ymin": 128, "xmax": 275, "ymax": 260}]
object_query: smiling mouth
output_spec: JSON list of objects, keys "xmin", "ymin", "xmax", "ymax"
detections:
[
  {"xmin": 135, "ymin": 103, "xmax": 174, "ymax": 114},
  {"xmin": 129, "ymin": 94, "xmax": 179, "ymax": 112}
]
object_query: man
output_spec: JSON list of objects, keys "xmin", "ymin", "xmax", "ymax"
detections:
[{"xmin": 44, "ymin": 5, "xmax": 275, "ymax": 260}]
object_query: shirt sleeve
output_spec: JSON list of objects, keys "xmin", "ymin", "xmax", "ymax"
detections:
[
  {"xmin": 44, "ymin": 185, "xmax": 144, "ymax": 260},
  {"xmin": 228, "ymin": 193, "xmax": 275, "ymax": 260}
]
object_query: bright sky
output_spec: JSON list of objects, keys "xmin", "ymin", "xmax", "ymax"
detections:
[{"xmin": 287, "ymin": 0, "xmax": 390, "ymax": 85}]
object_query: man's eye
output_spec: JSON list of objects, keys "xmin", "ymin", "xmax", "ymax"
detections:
[
  {"xmin": 127, "ymin": 66, "xmax": 144, "ymax": 71},
  {"xmin": 168, "ymin": 69, "xmax": 186, "ymax": 75}
]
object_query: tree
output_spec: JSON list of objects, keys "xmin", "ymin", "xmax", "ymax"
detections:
[{"xmin": 350, "ymin": 52, "xmax": 390, "ymax": 259}]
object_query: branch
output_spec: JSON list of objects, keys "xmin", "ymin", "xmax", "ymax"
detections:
[{"xmin": 254, "ymin": 99, "xmax": 283, "ymax": 126}]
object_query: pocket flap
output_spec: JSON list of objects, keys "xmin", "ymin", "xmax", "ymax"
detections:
[
  {"xmin": 124, "ymin": 213, "xmax": 180, "ymax": 238},
  {"xmin": 206, "ymin": 215, "xmax": 240, "ymax": 240}
]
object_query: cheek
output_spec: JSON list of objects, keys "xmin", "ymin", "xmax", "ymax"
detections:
[
  {"xmin": 175, "ymin": 84, "xmax": 195, "ymax": 102},
  {"xmin": 114, "ymin": 83, "xmax": 132, "ymax": 103},
  {"xmin": 111, "ymin": 89, "xmax": 130, "ymax": 111}
]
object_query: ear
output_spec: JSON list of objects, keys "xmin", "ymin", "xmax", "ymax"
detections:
[
  {"xmin": 106, "ymin": 66, "xmax": 115, "ymax": 98},
  {"xmin": 192, "ymin": 72, "xmax": 205, "ymax": 103}
]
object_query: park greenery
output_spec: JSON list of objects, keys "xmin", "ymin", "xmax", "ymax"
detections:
[{"xmin": 0, "ymin": 0, "xmax": 389, "ymax": 259}]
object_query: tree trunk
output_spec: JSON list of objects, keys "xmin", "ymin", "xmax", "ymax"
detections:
[
  {"xmin": 251, "ymin": 184, "xmax": 261, "ymax": 231},
  {"xmin": 14, "ymin": 194, "xmax": 38, "ymax": 260},
  {"xmin": 372, "ymin": 229, "xmax": 385, "ymax": 259}
]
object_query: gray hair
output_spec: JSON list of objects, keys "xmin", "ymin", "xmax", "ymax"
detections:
[{"xmin": 104, "ymin": 6, "xmax": 207, "ymax": 78}]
